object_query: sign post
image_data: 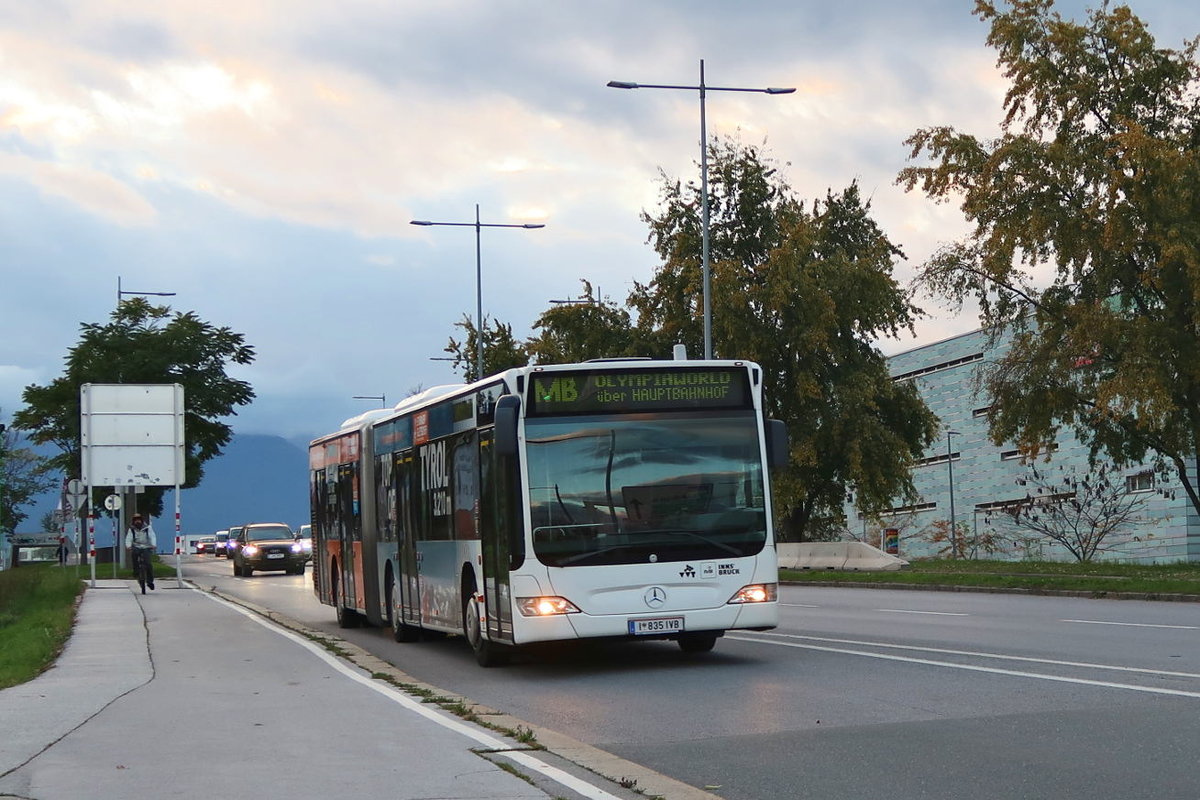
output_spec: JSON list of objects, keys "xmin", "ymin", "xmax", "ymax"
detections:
[
  {"xmin": 104, "ymin": 494, "xmax": 121, "ymax": 579},
  {"xmin": 65, "ymin": 478, "xmax": 88, "ymax": 579}
]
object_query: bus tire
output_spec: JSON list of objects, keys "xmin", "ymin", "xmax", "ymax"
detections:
[
  {"xmin": 677, "ymin": 633, "xmax": 718, "ymax": 653},
  {"xmin": 332, "ymin": 570, "xmax": 360, "ymax": 629},
  {"xmin": 462, "ymin": 589, "xmax": 508, "ymax": 667},
  {"xmin": 387, "ymin": 572, "xmax": 419, "ymax": 643}
]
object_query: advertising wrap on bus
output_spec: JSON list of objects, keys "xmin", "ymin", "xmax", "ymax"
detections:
[{"xmin": 309, "ymin": 359, "xmax": 786, "ymax": 667}]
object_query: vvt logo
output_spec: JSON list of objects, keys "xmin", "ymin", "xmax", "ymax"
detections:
[{"xmin": 679, "ymin": 565, "xmax": 696, "ymax": 578}]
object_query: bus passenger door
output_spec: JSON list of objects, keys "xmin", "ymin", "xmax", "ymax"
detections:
[
  {"xmin": 336, "ymin": 462, "xmax": 359, "ymax": 611},
  {"xmin": 395, "ymin": 452, "xmax": 421, "ymax": 627},
  {"xmin": 480, "ymin": 432, "xmax": 514, "ymax": 643}
]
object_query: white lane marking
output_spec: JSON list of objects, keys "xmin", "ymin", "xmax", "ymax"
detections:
[
  {"xmin": 1062, "ymin": 619, "xmax": 1199, "ymax": 631},
  {"xmin": 732, "ymin": 632, "xmax": 1200, "ymax": 679},
  {"xmin": 198, "ymin": 588, "xmax": 624, "ymax": 800},
  {"xmin": 781, "ymin": 603, "xmax": 821, "ymax": 608},
  {"xmin": 729, "ymin": 635, "xmax": 1200, "ymax": 698},
  {"xmin": 876, "ymin": 609, "xmax": 969, "ymax": 616}
]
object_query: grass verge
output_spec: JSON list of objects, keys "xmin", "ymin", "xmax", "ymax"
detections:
[
  {"xmin": 0, "ymin": 564, "xmax": 86, "ymax": 689},
  {"xmin": 781, "ymin": 558, "xmax": 1200, "ymax": 597}
]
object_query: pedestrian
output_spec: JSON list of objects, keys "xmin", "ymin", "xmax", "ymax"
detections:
[
  {"xmin": 124, "ymin": 513, "xmax": 157, "ymax": 592},
  {"xmin": 57, "ymin": 537, "xmax": 67, "ymax": 566}
]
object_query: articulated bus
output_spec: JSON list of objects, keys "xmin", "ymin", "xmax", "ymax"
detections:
[{"xmin": 309, "ymin": 357, "xmax": 788, "ymax": 666}]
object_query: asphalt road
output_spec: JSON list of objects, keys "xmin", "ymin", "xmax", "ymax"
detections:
[{"xmin": 182, "ymin": 556, "xmax": 1200, "ymax": 800}]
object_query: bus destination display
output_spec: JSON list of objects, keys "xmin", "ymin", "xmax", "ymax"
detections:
[{"xmin": 529, "ymin": 367, "xmax": 751, "ymax": 415}]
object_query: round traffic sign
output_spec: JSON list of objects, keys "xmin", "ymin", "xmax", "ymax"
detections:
[
  {"xmin": 104, "ymin": 494, "xmax": 122, "ymax": 511},
  {"xmin": 67, "ymin": 478, "xmax": 84, "ymax": 496}
]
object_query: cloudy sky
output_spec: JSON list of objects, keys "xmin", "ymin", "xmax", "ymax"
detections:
[{"xmin": 3, "ymin": 0, "xmax": 1197, "ymax": 444}]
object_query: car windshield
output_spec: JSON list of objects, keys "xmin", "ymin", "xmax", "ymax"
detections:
[
  {"xmin": 247, "ymin": 526, "xmax": 292, "ymax": 541},
  {"xmin": 525, "ymin": 411, "xmax": 767, "ymax": 567}
]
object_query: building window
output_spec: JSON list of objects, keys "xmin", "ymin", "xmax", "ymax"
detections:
[
  {"xmin": 881, "ymin": 501, "xmax": 937, "ymax": 516},
  {"xmin": 916, "ymin": 452, "xmax": 960, "ymax": 467},
  {"xmin": 972, "ymin": 406, "xmax": 992, "ymax": 418},
  {"xmin": 1000, "ymin": 443, "xmax": 1058, "ymax": 462},
  {"xmin": 892, "ymin": 352, "xmax": 985, "ymax": 382},
  {"xmin": 1125, "ymin": 472, "xmax": 1154, "ymax": 493}
]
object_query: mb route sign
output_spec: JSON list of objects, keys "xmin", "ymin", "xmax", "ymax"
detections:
[{"xmin": 80, "ymin": 384, "xmax": 185, "ymax": 486}]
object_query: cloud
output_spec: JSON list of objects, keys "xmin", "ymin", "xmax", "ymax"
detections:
[{"xmin": 0, "ymin": 152, "xmax": 157, "ymax": 226}]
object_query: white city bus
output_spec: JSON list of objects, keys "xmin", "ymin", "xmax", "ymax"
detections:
[{"xmin": 309, "ymin": 357, "xmax": 788, "ymax": 666}]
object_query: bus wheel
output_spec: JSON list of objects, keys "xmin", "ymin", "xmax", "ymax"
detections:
[
  {"xmin": 333, "ymin": 571, "xmax": 360, "ymax": 629},
  {"xmin": 677, "ymin": 633, "xmax": 718, "ymax": 653},
  {"xmin": 388, "ymin": 573, "xmax": 419, "ymax": 643},
  {"xmin": 462, "ymin": 590, "xmax": 508, "ymax": 667}
]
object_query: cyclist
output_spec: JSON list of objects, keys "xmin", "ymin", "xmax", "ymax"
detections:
[{"xmin": 125, "ymin": 514, "xmax": 157, "ymax": 593}]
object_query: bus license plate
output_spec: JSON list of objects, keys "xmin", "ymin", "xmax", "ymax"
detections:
[{"xmin": 629, "ymin": 617, "xmax": 684, "ymax": 635}]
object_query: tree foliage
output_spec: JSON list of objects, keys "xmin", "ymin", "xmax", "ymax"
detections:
[
  {"xmin": 0, "ymin": 420, "xmax": 55, "ymax": 536},
  {"xmin": 899, "ymin": 0, "xmax": 1200, "ymax": 516},
  {"xmin": 637, "ymin": 137, "xmax": 940, "ymax": 538},
  {"xmin": 13, "ymin": 299, "xmax": 255, "ymax": 516},
  {"xmin": 991, "ymin": 461, "xmax": 1149, "ymax": 562},
  {"xmin": 526, "ymin": 281, "xmax": 640, "ymax": 365},
  {"xmin": 444, "ymin": 314, "xmax": 530, "ymax": 382}
]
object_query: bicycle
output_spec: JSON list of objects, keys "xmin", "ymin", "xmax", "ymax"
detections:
[{"xmin": 132, "ymin": 547, "xmax": 156, "ymax": 594}]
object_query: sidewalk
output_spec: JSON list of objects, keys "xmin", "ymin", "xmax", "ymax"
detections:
[{"xmin": 0, "ymin": 580, "xmax": 641, "ymax": 800}]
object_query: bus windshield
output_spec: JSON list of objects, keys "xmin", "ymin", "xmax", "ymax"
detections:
[{"xmin": 525, "ymin": 411, "xmax": 767, "ymax": 567}]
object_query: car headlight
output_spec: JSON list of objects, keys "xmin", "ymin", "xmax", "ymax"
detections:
[
  {"xmin": 516, "ymin": 596, "xmax": 580, "ymax": 616},
  {"xmin": 291, "ymin": 542, "xmax": 303, "ymax": 553},
  {"xmin": 727, "ymin": 583, "xmax": 777, "ymax": 604},
  {"xmin": 243, "ymin": 545, "xmax": 259, "ymax": 557}
]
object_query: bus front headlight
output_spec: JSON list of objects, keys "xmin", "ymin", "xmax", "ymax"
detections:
[
  {"xmin": 516, "ymin": 596, "xmax": 581, "ymax": 616},
  {"xmin": 727, "ymin": 583, "xmax": 777, "ymax": 604}
]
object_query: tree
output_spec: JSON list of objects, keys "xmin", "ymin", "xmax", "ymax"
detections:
[
  {"xmin": 990, "ymin": 461, "xmax": 1149, "ymax": 561},
  {"xmin": 0, "ymin": 420, "xmax": 55, "ymax": 536},
  {"xmin": 898, "ymin": 1, "xmax": 1200, "ymax": 519},
  {"xmin": 636, "ymin": 137, "xmax": 941, "ymax": 538},
  {"xmin": 13, "ymin": 299, "xmax": 255, "ymax": 516},
  {"xmin": 525, "ymin": 281, "xmax": 641, "ymax": 365},
  {"xmin": 443, "ymin": 314, "xmax": 529, "ymax": 382}
]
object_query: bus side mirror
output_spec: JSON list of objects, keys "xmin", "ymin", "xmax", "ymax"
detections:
[
  {"xmin": 766, "ymin": 419, "xmax": 789, "ymax": 470},
  {"xmin": 495, "ymin": 394, "xmax": 521, "ymax": 457}
]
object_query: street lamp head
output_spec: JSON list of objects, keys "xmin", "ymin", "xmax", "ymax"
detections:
[
  {"xmin": 765, "ymin": 87, "xmax": 796, "ymax": 95},
  {"xmin": 410, "ymin": 220, "xmax": 433, "ymax": 226},
  {"xmin": 607, "ymin": 80, "xmax": 638, "ymax": 89},
  {"xmin": 521, "ymin": 223, "xmax": 546, "ymax": 229}
]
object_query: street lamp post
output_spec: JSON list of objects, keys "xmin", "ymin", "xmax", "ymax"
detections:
[
  {"xmin": 411, "ymin": 206, "xmax": 544, "ymax": 380},
  {"xmin": 112, "ymin": 277, "xmax": 177, "ymax": 570},
  {"xmin": 946, "ymin": 429, "xmax": 961, "ymax": 558},
  {"xmin": 117, "ymin": 276, "xmax": 176, "ymax": 306},
  {"xmin": 608, "ymin": 60, "xmax": 794, "ymax": 359},
  {"xmin": 352, "ymin": 394, "xmax": 386, "ymax": 407}
]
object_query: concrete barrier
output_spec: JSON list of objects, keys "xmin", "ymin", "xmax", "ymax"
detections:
[{"xmin": 778, "ymin": 542, "xmax": 909, "ymax": 572}]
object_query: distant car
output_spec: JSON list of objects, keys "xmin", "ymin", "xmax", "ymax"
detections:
[
  {"xmin": 213, "ymin": 530, "xmax": 230, "ymax": 557},
  {"xmin": 225, "ymin": 525, "xmax": 245, "ymax": 561},
  {"xmin": 297, "ymin": 524, "xmax": 313, "ymax": 565},
  {"xmin": 232, "ymin": 523, "xmax": 306, "ymax": 577},
  {"xmin": 195, "ymin": 536, "xmax": 217, "ymax": 555}
]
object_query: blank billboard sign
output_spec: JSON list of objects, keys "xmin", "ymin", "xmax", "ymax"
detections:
[{"xmin": 81, "ymin": 383, "xmax": 185, "ymax": 486}]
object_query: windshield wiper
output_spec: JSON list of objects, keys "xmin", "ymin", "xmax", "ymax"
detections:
[
  {"xmin": 556, "ymin": 544, "xmax": 636, "ymax": 567},
  {"xmin": 640, "ymin": 529, "xmax": 744, "ymax": 558}
]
